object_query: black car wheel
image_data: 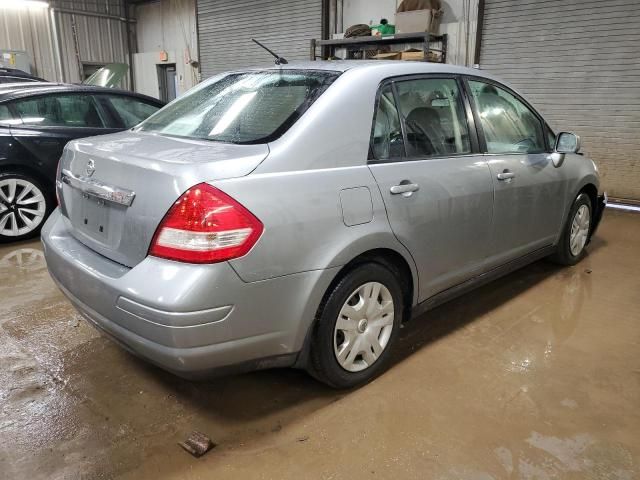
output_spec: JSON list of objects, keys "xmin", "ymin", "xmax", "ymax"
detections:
[
  {"xmin": 308, "ymin": 262, "xmax": 404, "ymax": 389},
  {"xmin": 0, "ymin": 172, "xmax": 52, "ymax": 243}
]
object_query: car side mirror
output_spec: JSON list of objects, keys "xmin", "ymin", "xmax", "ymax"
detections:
[
  {"xmin": 550, "ymin": 132, "xmax": 580, "ymax": 167},
  {"xmin": 555, "ymin": 132, "xmax": 580, "ymax": 153}
]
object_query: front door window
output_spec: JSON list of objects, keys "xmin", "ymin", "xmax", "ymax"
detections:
[{"xmin": 468, "ymin": 80, "xmax": 545, "ymax": 154}]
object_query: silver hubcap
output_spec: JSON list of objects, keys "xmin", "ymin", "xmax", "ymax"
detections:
[
  {"xmin": 334, "ymin": 282, "xmax": 394, "ymax": 373},
  {"xmin": 0, "ymin": 178, "xmax": 47, "ymax": 237},
  {"xmin": 570, "ymin": 204, "xmax": 590, "ymax": 256}
]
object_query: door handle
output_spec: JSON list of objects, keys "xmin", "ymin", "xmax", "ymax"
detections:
[
  {"xmin": 390, "ymin": 182, "xmax": 420, "ymax": 197},
  {"xmin": 497, "ymin": 171, "xmax": 516, "ymax": 181}
]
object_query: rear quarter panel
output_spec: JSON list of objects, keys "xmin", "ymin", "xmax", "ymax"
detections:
[
  {"xmin": 217, "ymin": 166, "xmax": 418, "ymax": 289},
  {"xmin": 215, "ymin": 165, "xmax": 419, "ymax": 353}
]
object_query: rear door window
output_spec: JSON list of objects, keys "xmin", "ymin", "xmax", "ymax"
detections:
[
  {"xmin": 12, "ymin": 93, "xmax": 105, "ymax": 128},
  {"xmin": 467, "ymin": 80, "xmax": 545, "ymax": 154},
  {"xmin": 370, "ymin": 84, "xmax": 404, "ymax": 161},
  {"xmin": 101, "ymin": 95, "xmax": 161, "ymax": 128},
  {"xmin": 395, "ymin": 78, "xmax": 471, "ymax": 158}
]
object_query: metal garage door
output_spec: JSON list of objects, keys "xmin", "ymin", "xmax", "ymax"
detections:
[
  {"xmin": 478, "ymin": 0, "xmax": 640, "ymax": 200},
  {"xmin": 197, "ymin": 0, "xmax": 322, "ymax": 78}
]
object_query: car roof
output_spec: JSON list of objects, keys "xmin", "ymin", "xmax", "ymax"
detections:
[
  {"xmin": 0, "ymin": 68, "xmax": 45, "ymax": 81},
  {"xmin": 227, "ymin": 60, "xmax": 505, "ymax": 86},
  {"xmin": 0, "ymin": 76, "xmax": 39, "ymax": 83},
  {"xmin": 0, "ymin": 67, "xmax": 30, "ymax": 74},
  {"xmin": 256, "ymin": 60, "xmax": 486, "ymax": 75},
  {"xmin": 280, "ymin": 61, "xmax": 522, "ymax": 98},
  {"xmin": 0, "ymin": 83, "xmax": 164, "ymax": 105},
  {"xmin": 0, "ymin": 81, "xmax": 54, "ymax": 93}
]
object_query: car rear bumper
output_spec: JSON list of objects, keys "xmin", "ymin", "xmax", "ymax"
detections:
[{"xmin": 41, "ymin": 209, "xmax": 337, "ymax": 378}]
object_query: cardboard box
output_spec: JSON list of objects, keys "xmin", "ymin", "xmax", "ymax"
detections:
[
  {"xmin": 395, "ymin": 9, "xmax": 442, "ymax": 34},
  {"xmin": 400, "ymin": 49, "xmax": 440, "ymax": 62},
  {"xmin": 400, "ymin": 49, "xmax": 424, "ymax": 61},
  {"xmin": 373, "ymin": 52, "xmax": 401, "ymax": 60}
]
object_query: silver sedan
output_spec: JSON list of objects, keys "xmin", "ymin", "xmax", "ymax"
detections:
[{"xmin": 41, "ymin": 61, "xmax": 606, "ymax": 388}]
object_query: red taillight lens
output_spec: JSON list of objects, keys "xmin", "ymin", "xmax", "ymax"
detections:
[{"xmin": 149, "ymin": 183, "xmax": 263, "ymax": 264}]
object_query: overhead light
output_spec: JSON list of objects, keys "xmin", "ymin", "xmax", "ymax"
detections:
[{"xmin": 0, "ymin": 0, "xmax": 49, "ymax": 9}]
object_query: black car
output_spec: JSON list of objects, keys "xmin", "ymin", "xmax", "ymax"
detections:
[
  {"xmin": 0, "ymin": 84, "xmax": 164, "ymax": 242},
  {"xmin": 0, "ymin": 67, "xmax": 46, "ymax": 84}
]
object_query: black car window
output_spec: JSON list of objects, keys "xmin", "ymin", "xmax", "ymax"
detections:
[
  {"xmin": 395, "ymin": 78, "xmax": 471, "ymax": 158},
  {"xmin": 104, "ymin": 95, "xmax": 161, "ymax": 128},
  {"xmin": 0, "ymin": 104, "xmax": 14, "ymax": 124},
  {"xmin": 12, "ymin": 93, "xmax": 104, "ymax": 128},
  {"xmin": 468, "ymin": 80, "xmax": 545, "ymax": 154},
  {"xmin": 370, "ymin": 84, "xmax": 404, "ymax": 161}
]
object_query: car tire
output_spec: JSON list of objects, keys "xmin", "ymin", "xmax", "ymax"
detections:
[
  {"xmin": 308, "ymin": 262, "xmax": 404, "ymax": 389},
  {"xmin": 550, "ymin": 193, "xmax": 593, "ymax": 266},
  {"xmin": 0, "ymin": 172, "xmax": 53, "ymax": 243}
]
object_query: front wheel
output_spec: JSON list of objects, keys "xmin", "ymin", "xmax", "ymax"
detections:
[
  {"xmin": 551, "ymin": 193, "xmax": 592, "ymax": 266},
  {"xmin": 308, "ymin": 262, "xmax": 404, "ymax": 389},
  {"xmin": 0, "ymin": 173, "xmax": 52, "ymax": 243}
]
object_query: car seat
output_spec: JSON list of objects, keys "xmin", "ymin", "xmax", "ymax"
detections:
[{"xmin": 405, "ymin": 107, "xmax": 450, "ymax": 156}]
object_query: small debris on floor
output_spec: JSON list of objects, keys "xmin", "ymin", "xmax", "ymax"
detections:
[
  {"xmin": 271, "ymin": 422, "xmax": 282, "ymax": 432},
  {"xmin": 296, "ymin": 435, "xmax": 309, "ymax": 443},
  {"xmin": 585, "ymin": 269, "xmax": 592, "ymax": 274},
  {"xmin": 179, "ymin": 431, "xmax": 216, "ymax": 457}
]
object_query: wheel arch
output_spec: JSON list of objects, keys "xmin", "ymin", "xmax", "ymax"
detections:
[
  {"xmin": 578, "ymin": 182, "xmax": 598, "ymax": 214},
  {"xmin": 294, "ymin": 245, "xmax": 418, "ymax": 369},
  {"xmin": 335, "ymin": 248, "xmax": 415, "ymax": 321},
  {"xmin": 557, "ymin": 173, "xmax": 599, "ymax": 242},
  {"xmin": 0, "ymin": 163, "xmax": 56, "ymax": 198}
]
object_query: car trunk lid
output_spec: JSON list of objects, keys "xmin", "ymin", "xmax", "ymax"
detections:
[{"xmin": 57, "ymin": 131, "xmax": 268, "ymax": 267}]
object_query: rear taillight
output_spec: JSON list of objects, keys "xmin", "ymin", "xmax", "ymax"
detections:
[{"xmin": 149, "ymin": 183, "xmax": 263, "ymax": 264}]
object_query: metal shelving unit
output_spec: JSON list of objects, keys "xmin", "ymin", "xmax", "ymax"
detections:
[{"xmin": 310, "ymin": 32, "xmax": 448, "ymax": 63}]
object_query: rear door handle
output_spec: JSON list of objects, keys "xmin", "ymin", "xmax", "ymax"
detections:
[
  {"xmin": 390, "ymin": 182, "xmax": 420, "ymax": 197},
  {"xmin": 497, "ymin": 171, "xmax": 516, "ymax": 181}
]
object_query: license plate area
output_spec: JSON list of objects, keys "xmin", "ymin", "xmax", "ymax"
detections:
[
  {"xmin": 80, "ymin": 195, "xmax": 110, "ymax": 239},
  {"xmin": 68, "ymin": 190, "xmax": 126, "ymax": 246}
]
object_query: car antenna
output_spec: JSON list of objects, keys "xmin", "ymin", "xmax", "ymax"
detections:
[{"xmin": 251, "ymin": 38, "xmax": 288, "ymax": 65}]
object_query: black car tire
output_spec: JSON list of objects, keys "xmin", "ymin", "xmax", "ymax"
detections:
[
  {"xmin": 550, "ymin": 193, "xmax": 593, "ymax": 266},
  {"xmin": 308, "ymin": 262, "xmax": 404, "ymax": 389},
  {"xmin": 0, "ymin": 172, "xmax": 53, "ymax": 243}
]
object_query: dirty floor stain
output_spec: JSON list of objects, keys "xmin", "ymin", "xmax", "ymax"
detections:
[{"xmin": 0, "ymin": 210, "xmax": 639, "ymax": 479}]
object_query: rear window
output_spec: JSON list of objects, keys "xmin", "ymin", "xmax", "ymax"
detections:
[{"xmin": 136, "ymin": 70, "xmax": 339, "ymax": 144}]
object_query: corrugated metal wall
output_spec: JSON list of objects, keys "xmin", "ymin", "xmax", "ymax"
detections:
[
  {"xmin": 197, "ymin": 0, "xmax": 323, "ymax": 78},
  {"xmin": 478, "ymin": 0, "xmax": 640, "ymax": 200},
  {"xmin": 53, "ymin": 0, "xmax": 131, "ymax": 88},
  {"xmin": 0, "ymin": 1, "xmax": 131, "ymax": 87},
  {"xmin": 0, "ymin": 6, "xmax": 60, "ymax": 81}
]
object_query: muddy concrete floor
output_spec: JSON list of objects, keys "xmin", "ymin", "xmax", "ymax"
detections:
[{"xmin": 1, "ymin": 209, "xmax": 639, "ymax": 480}]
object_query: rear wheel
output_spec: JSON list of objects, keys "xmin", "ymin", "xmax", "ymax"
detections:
[
  {"xmin": 0, "ymin": 173, "xmax": 51, "ymax": 243},
  {"xmin": 551, "ymin": 193, "xmax": 592, "ymax": 266},
  {"xmin": 308, "ymin": 262, "xmax": 404, "ymax": 389}
]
